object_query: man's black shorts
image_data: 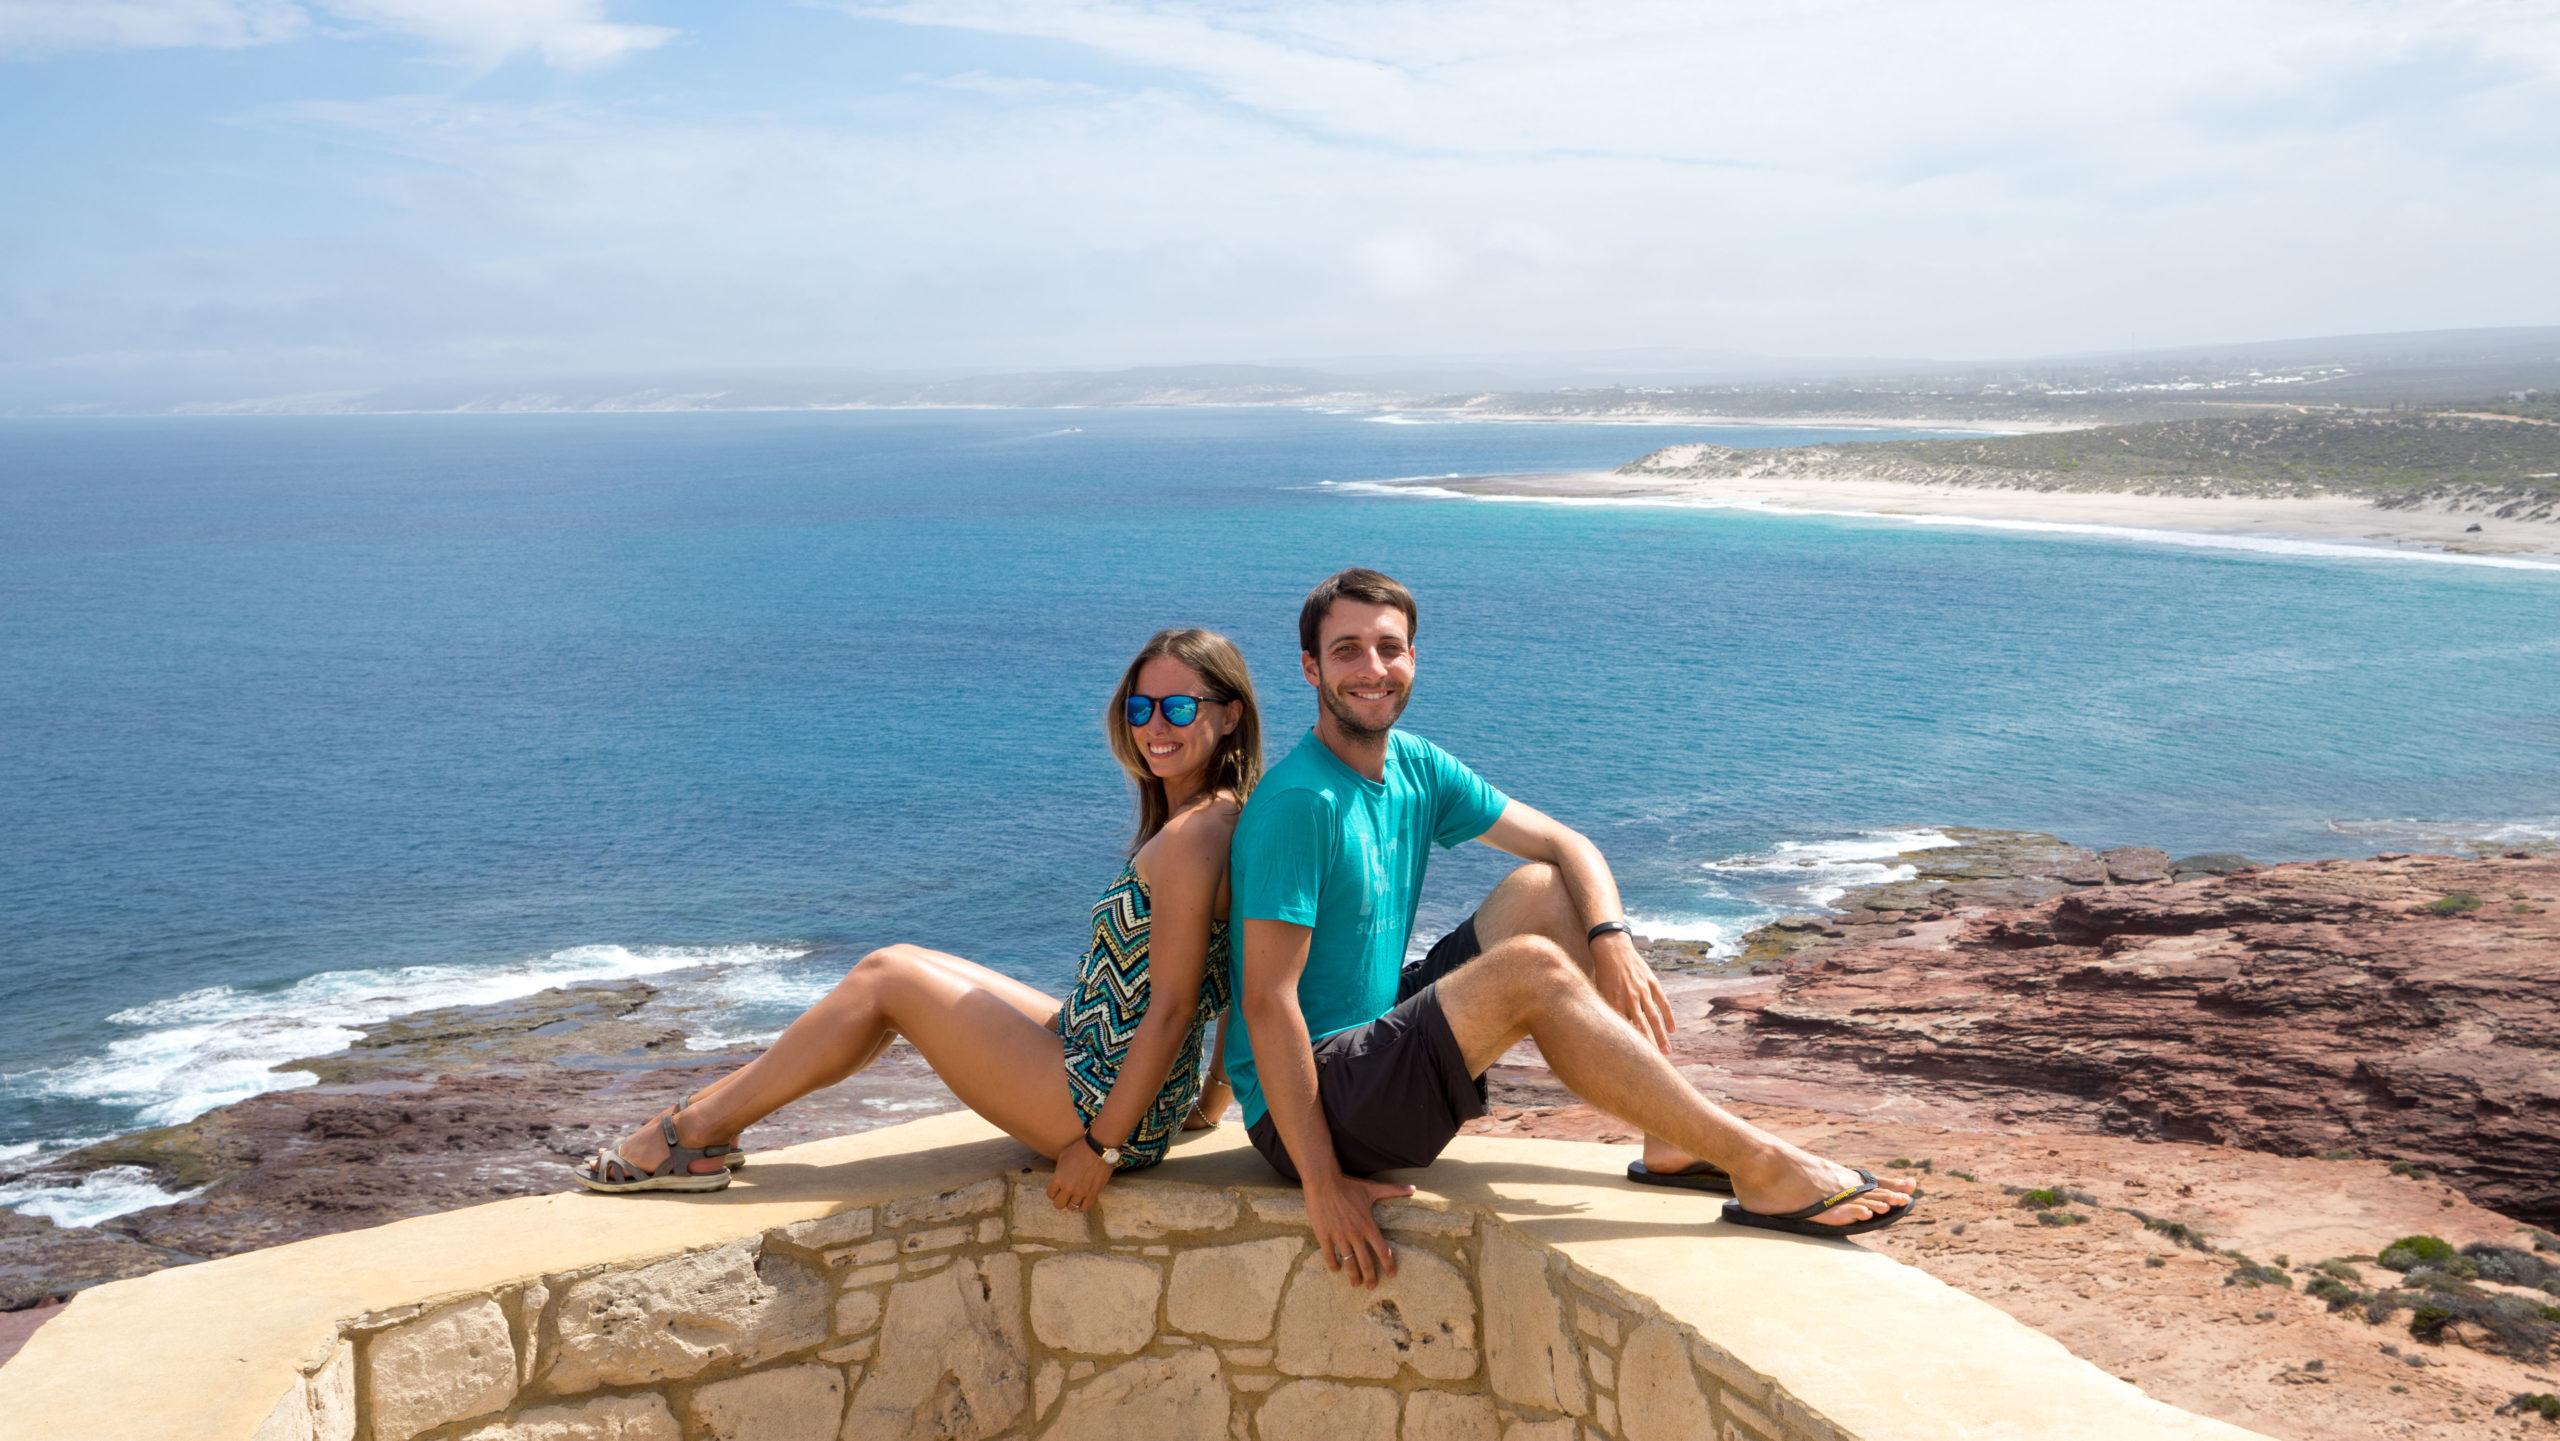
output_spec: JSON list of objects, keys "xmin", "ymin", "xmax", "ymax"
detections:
[{"xmin": 1246, "ymin": 914, "xmax": 1491, "ymax": 1182}]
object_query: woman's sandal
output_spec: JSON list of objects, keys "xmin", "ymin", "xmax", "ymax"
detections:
[
  {"xmin": 572, "ymin": 1111, "xmax": 740, "ymax": 1195},
  {"xmin": 681, "ymin": 1090, "xmax": 748, "ymax": 1170}
]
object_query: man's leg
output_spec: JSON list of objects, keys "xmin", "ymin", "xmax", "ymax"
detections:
[
  {"xmin": 1434, "ymin": 934, "xmax": 1915, "ymax": 1226},
  {"xmin": 1465, "ymin": 863, "xmax": 1689, "ymax": 1173}
]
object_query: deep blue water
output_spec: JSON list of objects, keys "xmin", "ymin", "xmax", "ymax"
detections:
[{"xmin": 4, "ymin": 408, "xmax": 2558, "ymax": 1218}]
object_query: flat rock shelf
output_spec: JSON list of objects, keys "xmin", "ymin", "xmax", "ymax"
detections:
[{"xmin": 0, "ymin": 1112, "xmax": 2267, "ymax": 1441}]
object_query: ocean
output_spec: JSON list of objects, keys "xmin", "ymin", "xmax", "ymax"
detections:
[{"xmin": 5, "ymin": 407, "xmax": 2558, "ymax": 1223}]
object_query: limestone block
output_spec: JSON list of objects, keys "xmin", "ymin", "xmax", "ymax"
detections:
[
  {"xmin": 1374, "ymin": 1201, "xmax": 1475, "ymax": 1237},
  {"xmin": 1613, "ymin": 1323, "xmax": 1709, "ymax": 1441},
  {"xmin": 248, "ymin": 1388, "xmax": 311, "ymax": 1441},
  {"xmin": 1592, "ymin": 1393, "xmax": 1617, "ymax": 1435},
  {"xmin": 1498, "ymin": 1420, "xmax": 1573, "ymax": 1441},
  {"xmin": 1167, "ymin": 1237, "xmax": 1301, "ymax": 1341},
  {"xmin": 1689, "ymin": 1341, "xmax": 1766, "ymax": 1408},
  {"xmin": 1012, "ymin": 1178, "xmax": 1093, "ymax": 1244},
  {"xmin": 1587, "ymin": 1350, "xmax": 1613, "ymax": 1391},
  {"xmin": 368, "ymin": 1297, "xmax": 519, "ymax": 1440},
  {"xmin": 900, "ymin": 1224, "xmax": 971, "ymax": 1254},
  {"xmin": 1232, "ymin": 1374, "xmax": 1279, "ymax": 1393},
  {"xmin": 1403, "ymin": 1390, "xmax": 1498, "ymax": 1441},
  {"xmin": 1227, "ymin": 1347, "xmax": 1273, "ymax": 1367},
  {"xmin": 834, "ymin": 1287, "xmax": 883, "ymax": 1336},
  {"xmin": 1030, "ymin": 1252, "xmax": 1162, "ymax": 1354},
  {"xmin": 840, "ymin": 1262, "xmax": 899, "ymax": 1288},
  {"xmin": 515, "ymin": 1282, "xmax": 550, "ymax": 1388},
  {"xmin": 1272, "ymin": 1249, "xmax": 1476, "ymax": 1381},
  {"xmin": 782, "ymin": 1207, "xmax": 875, "ymax": 1251},
  {"xmin": 905, "ymin": 1256, "xmax": 951, "ymax": 1276},
  {"xmin": 838, "ymin": 1239, "xmax": 897, "ymax": 1268},
  {"xmin": 1099, "ymin": 1183, "xmax": 1238, "ymax": 1238},
  {"xmin": 884, "ymin": 1177, "xmax": 1005, "ymax": 1228},
  {"xmin": 1037, "ymin": 1360, "xmax": 1064, "ymax": 1418},
  {"xmin": 544, "ymin": 1243, "xmax": 827, "ymax": 1392},
  {"xmin": 686, "ymin": 1363, "xmax": 846, "ymax": 1441},
  {"xmin": 1245, "ymin": 1195, "xmax": 1306, "ymax": 1226},
  {"xmin": 820, "ymin": 1336, "xmax": 875, "ymax": 1364},
  {"xmin": 1720, "ymin": 1392, "xmax": 1781, "ymax": 1441},
  {"xmin": 308, "ymin": 1340, "xmax": 355, "ymax": 1441},
  {"xmin": 1482, "ymin": 1227, "xmax": 1585, "ymax": 1416},
  {"xmin": 1040, "ymin": 1349, "xmax": 1227, "ymax": 1441},
  {"xmin": 845, "ymin": 1254, "xmax": 1028, "ymax": 1441},
  {"xmin": 1570, "ymin": 1304, "xmax": 1619, "ymax": 1347},
  {"xmin": 1256, "ymin": 1380, "xmax": 1396, "ymax": 1441},
  {"xmin": 977, "ymin": 1217, "xmax": 1004, "ymax": 1244},
  {"xmin": 457, "ymin": 1394, "xmax": 680, "ymax": 1441}
]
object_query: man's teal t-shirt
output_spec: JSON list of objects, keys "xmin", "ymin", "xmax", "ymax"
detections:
[{"xmin": 1224, "ymin": 727, "xmax": 1509, "ymax": 1127}]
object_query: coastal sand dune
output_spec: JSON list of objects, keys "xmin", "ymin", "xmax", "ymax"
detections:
[{"xmin": 1407, "ymin": 467, "xmax": 2560, "ymax": 563}]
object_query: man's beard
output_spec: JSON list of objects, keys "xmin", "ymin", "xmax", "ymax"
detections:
[{"xmin": 1320, "ymin": 677, "xmax": 1409, "ymax": 740}]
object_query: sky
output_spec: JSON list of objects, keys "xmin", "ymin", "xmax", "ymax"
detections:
[{"xmin": 3, "ymin": 0, "xmax": 2558, "ymax": 410}]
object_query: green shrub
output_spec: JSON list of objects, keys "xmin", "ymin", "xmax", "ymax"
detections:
[
  {"xmin": 2388, "ymin": 1160, "xmax": 2428, "ymax": 1179},
  {"xmin": 2466, "ymin": 1244, "xmax": 2557, "ymax": 1288},
  {"xmin": 2505, "ymin": 1393, "xmax": 2560, "ymax": 1422},
  {"xmin": 2144, "ymin": 1256, "xmax": 2165, "ymax": 1269},
  {"xmin": 2428, "ymin": 891, "xmax": 2482, "ymax": 915},
  {"xmin": 2318, "ymin": 1147, "xmax": 2359, "ymax": 1161},
  {"xmin": 2134, "ymin": 1214, "xmax": 2214, "ymax": 1251},
  {"xmin": 1888, "ymin": 1157, "xmax": 1934, "ymax": 1173},
  {"xmin": 2313, "ymin": 1258, "xmax": 2363, "ymax": 1282},
  {"xmin": 2306, "ymin": 1275, "xmax": 2368, "ymax": 1312},
  {"xmin": 2380, "ymin": 1235, "xmax": 2457, "ymax": 1272},
  {"xmin": 2017, "ymin": 1187, "xmax": 2063, "ymax": 1210},
  {"xmin": 1946, "ymin": 1169, "xmax": 1977, "ymax": 1183},
  {"xmin": 2036, "ymin": 1210, "xmax": 2087, "ymax": 1228},
  {"xmin": 2226, "ymin": 1258, "xmax": 2293, "ymax": 1289}
]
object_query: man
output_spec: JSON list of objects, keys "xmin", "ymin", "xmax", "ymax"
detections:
[{"xmin": 1227, "ymin": 568, "xmax": 1915, "ymax": 1287}]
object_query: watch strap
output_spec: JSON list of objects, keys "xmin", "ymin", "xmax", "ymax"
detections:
[{"xmin": 1586, "ymin": 920, "xmax": 1634, "ymax": 944}]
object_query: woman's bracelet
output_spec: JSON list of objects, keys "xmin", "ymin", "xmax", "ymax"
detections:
[{"xmin": 1586, "ymin": 919, "xmax": 1633, "ymax": 944}]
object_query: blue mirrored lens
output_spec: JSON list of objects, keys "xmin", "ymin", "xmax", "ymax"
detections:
[
  {"xmin": 1124, "ymin": 696, "xmax": 1156, "ymax": 727},
  {"xmin": 1161, "ymin": 695, "xmax": 1200, "ymax": 727}
]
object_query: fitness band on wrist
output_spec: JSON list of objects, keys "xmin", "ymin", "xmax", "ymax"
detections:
[{"xmin": 1587, "ymin": 920, "xmax": 1634, "ymax": 944}]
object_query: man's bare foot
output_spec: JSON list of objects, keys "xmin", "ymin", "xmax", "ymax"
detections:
[
  {"xmin": 1724, "ymin": 1142, "xmax": 1917, "ymax": 1227},
  {"xmin": 1640, "ymin": 1137, "xmax": 1704, "ymax": 1174}
]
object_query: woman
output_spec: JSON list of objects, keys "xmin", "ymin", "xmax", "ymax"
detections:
[{"xmin": 575, "ymin": 627, "xmax": 1260, "ymax": 1211}]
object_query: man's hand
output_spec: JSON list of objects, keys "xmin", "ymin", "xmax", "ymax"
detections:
[
  {"xmin": 1047, "ymin": 1141, "xmax": 1114, "ymax": 1212},
  {"xmin": 1592, "ymin": 932, "xmax": 1674, "ymax": 1052},
  {"xmin": 1305, "ymin": 1170, "xmax": 1414, "ymax": 1288}
]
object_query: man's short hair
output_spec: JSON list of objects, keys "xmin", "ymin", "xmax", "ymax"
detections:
[{"xmin": 1298, "ymin": 568, "xmax": 1418, "ymax": 655}]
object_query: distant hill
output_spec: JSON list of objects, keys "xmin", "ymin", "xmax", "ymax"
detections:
[{"xmin": 1622, "ymin": 407, "xmax": 2560, "ymax": 519}]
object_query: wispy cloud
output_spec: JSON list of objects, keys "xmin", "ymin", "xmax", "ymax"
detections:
[
  {"xmin": 0, "ymin": 0, "xmax": 307, "ymax": 53},
  {"xmin": 3, "ymin": 1, "xmax": 2557, "ymax": 407},
  {"xmin": 0, "ymin": 0, "xmax": 670, "ymax": 68}
]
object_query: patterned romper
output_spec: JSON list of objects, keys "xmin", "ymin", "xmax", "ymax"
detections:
[{"xmin": 1052, "ymin": 857, "xmax": 1233, "ymax": 1170}]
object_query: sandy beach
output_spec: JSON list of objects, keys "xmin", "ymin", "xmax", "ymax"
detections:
[{"xmin": 1394, "ymin": 468, "xmax": 2560, "ymax": 564}]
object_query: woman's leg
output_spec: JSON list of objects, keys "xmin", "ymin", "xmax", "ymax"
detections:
[{"xmin": 608, "ymin": 944, "xmax": 1076, "ymax": 1174}]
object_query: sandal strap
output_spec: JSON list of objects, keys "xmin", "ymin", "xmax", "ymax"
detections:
[
  {"xmin": 657, "ymin": 1113, "xmax": 730, "ymax": 1171},
  {"xmin": 1769, "ymin": 1168, "xmax": 1878, "ymax": 1222}
]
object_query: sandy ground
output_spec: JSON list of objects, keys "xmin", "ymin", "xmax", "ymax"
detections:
[{"xmin": 1421, "ymin": 469, "xmax": 2560, "ymax": 563}]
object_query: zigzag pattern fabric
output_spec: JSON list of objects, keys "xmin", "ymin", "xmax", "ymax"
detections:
[{"xmin": 1054, "ymin": 858, "xmax": 1233, "ymax": 1169}]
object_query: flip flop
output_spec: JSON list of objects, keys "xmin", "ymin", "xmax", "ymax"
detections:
[
  {"xmin": 1625, "ymin": 1159, "xmax": 1734, "ymax": 1195},
  {"xmin": 1720, "ymin": 1168, "xmax": 1914, "ymax": 1239},
  {"xmin": 571, "ymin": 1113, "xmax": 737, "ymax": 1195}
]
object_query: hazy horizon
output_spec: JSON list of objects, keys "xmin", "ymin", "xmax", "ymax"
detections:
[{"xmin": 6, "ymin": 2, "xmax": 2559, "ymax": 411}]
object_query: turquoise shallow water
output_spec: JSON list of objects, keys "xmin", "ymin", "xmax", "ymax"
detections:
[{"xmin": 4, "ymin": 407, "xmax": 2557, "ymax": 1217}]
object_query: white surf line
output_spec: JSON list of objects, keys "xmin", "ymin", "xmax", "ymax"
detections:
[{"xmin": 1317, "ymin": 480, "xmax": 2560, "ymax": 574}]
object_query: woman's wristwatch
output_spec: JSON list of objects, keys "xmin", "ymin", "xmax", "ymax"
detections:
[{"xmin": 1081, "ymin": 1129, "xmax": 1123, "ymax": 1167}]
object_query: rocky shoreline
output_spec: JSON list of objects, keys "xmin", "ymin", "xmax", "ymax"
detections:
[{"xmin": 5, "ymin": 828, "xmax": 2558, "ymax": 1437}]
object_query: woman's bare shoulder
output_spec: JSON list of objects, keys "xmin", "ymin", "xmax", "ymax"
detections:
[{"xmin": 1136, "ymin": 794, "xmax": 1242, "ymax": 875}]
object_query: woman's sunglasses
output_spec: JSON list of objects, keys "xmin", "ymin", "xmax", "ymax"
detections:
[{"xmin": 1124, "ymin": 693, "xmax": 1223, "ymax": 727}]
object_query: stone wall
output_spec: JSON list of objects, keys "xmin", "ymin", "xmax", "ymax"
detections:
[
  {"xmin": 257, "ymin": 1173, "xmax": 1832, "ymax": 1441},
  {"xmin": 1, "ymin": 1115, "xmax": 2269, "ymax": 1441}
]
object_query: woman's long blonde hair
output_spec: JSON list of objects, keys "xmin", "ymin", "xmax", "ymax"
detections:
[{"xmin": 1106, "ymin": 628, "xmax": 1262, "ymax": 849}]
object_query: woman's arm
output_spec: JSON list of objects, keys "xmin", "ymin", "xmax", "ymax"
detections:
[{"xmin": 1048, "ymin": 809, "xmax": 1230, "ymax": 1205}]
